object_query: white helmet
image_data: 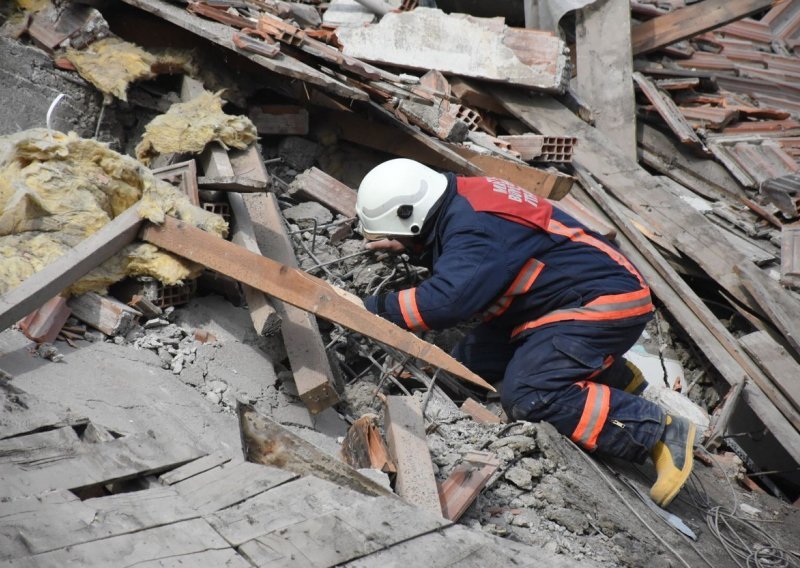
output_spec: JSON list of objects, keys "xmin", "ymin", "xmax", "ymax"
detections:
[{"xmin": 356, "ymin": 158, "xmax": 448, "ymax": 240}]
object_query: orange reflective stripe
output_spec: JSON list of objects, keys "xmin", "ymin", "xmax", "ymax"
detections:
[
  {"xmin": 586, "ymin": 355, "xmax": 614, "ymax": 380},
  {"xmin": 483, "ymin": 259, "xmax": 544, "ymax": 320},
  {"xmin": 571, "ymin": 381, "xmax": 611, "ymax": 451},
  {"xmin": 398, "ymin": 288, "xmax": 429, "ymax": 331},
  {"xmin": 547, "ymin": 219, "xmax": 647, "ymax": 288},
  {"xmin": 510, "ymin": 289, "xmax": 653, "ymax": 337}
]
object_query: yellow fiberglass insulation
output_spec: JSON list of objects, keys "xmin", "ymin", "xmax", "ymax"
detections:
[
  {"xmin": 135, "ymin": 91, "xmax": 257, "ymax": 166},
  {"xmin": 0, "ymin": 129, "xmax": 228, "ymax": 296},
  {"xmin": 65, "ymin": 37, "xmax": 195, "ymax": 102}
]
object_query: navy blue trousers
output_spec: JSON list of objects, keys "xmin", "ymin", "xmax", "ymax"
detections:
[{"xmin": 453, "ymin": 317, "xmax": 665, "ymax": 463}]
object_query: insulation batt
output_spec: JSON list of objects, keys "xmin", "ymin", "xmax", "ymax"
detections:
[
  {"xmin": 66, "ymin": 37, "xmax": 196, "ymax": 101},
  {"xmin": 135, "ymin": 91, "xmax": 257, "ymax": 165},
  {"xmin": 0, "ymin": 129, "xmax": 228, "ymax": 296}
]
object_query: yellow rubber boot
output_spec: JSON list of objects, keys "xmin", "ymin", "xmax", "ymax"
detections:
[
  {"xmin": 623, "ymin": 360, "xmax": 647, "ymax": 395},
  {"xmin": 649, "ymin": 415, "xmax": 696, "ymax": 507}
]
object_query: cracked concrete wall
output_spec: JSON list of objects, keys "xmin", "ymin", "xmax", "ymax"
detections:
[
  {"xmin": 0, "ymin": 37, "xmax": 104, "ymax": 137},
  {"xmin": 337, "ymin": 8, "xmax": 569, "ymax": 92}
]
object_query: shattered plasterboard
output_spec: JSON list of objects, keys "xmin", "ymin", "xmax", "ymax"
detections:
[{"xmin": 336, "ymin": 8, "xmax": 570, "ymax": 92}]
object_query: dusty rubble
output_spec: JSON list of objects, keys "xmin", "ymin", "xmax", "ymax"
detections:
[{"xmin": 2, "ymin": 0, "xmax": 800, "ymax": 566}]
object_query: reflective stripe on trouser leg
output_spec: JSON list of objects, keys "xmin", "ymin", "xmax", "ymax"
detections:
[{"xmin": 571, "ymin": 381, "xmax": 611, "ymax": 451}]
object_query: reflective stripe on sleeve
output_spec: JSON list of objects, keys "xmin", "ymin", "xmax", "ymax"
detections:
[
  {"xmin": 398, "ymin": 288, "xmax": 429, "ymax": 331},
  {"xmin": 571, "ymin": 381, "xmax": 611, "ymax": 451}
]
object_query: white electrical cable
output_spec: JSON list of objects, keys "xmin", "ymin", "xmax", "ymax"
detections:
[{"xmin": 46, "ymin": 93, "xmax": 67, "ymax": 140}]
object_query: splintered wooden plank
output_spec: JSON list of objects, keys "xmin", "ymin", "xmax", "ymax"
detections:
[
  {"xmin": 0, "ymin": 205, "xmax": 141, "ymax": 332},
  {"xmin": 439, "ymin": 452, "xmax": 500, "ymax": 521},
  {"xmin": 208, "ymin": 476, "xmax": 365, "ymax": 546},
  {"xmin": 120, "ymin": 0, "xmax": 367, "ymax": 101},
  {"xmin": 341, "ymin": 523, "xmax": 574, "ymax": 568},
  {"xmin": 238, "ymin": 496, "xmax": 450, "ymax": 568},
  {"xmin": 631, "ymin": 0, "xmax": 777, "ymax": 55},
  {"xmin": 229, "ymin": 192, "xmax": 282, "ymax": 336},
  {"xmin": 384, "ymin": 396, "xmax": 441, "ymax": 517},
  {"xmin": 172, "ymin": 459, "xmax": 296, "ymax": 514},
  {"xmin": 289, "ymin": 167, "xmax": 357, "ymax": 218},
  {"xmin": 199, "ymin": 144, "xmax": 270, "ymax": 192},
  {"xmin": 238, "ymin": 404, "xmax": 394, "ymax": 497},
  {"xmin": 740, "ymin": 331, "xmax": 800, "ymax": 414},
  {"xmin": 781, "ymin": 222, "xmax": 800, "ymax": 289},
  {"xmin": 242, "ymin": 192, "xmax": 340, "ymax": 412},
  {"xmin": 340, "ymin": 414, "xmax": 395, "ymax": 473},
  {"xmin": 0, "ymin": 487, "xmax": 200, "ymax": 560},
  {"xmin": 142, "ymin": 217, "xmax": 494, "ymax": 392},
  {"xmin": 0, "ymin": 433, "xmax": 203, "ymax": 499},
  {"xmin": 3, "ymin": 518, "xmax": 233, "ymax": 568},
  {"xmin": 576, "ymin": 0, "xmax": 636, "ymax": 160}
]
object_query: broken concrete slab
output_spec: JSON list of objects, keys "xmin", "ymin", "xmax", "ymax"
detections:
[
  {"xmin": 0, "ymin": 329, "xmax": 241, "ymax": 453},
  {"xmin": 337, "ymin": 8, "xmax": 569, "ymax": 92}
]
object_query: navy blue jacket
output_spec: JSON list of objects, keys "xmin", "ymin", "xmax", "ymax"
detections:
[{"xmin": 365, "ymin": 174, "xmax": 652, "ymax": 340}]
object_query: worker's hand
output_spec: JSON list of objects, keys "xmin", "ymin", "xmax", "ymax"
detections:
[{"xmin": 364, "ymin": 238, "xmax": 406, "ymax": 253}]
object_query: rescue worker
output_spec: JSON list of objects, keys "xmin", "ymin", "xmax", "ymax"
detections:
[{"xmin": 356, "ymin": 158, "xmax": 696, "ymax": 507}]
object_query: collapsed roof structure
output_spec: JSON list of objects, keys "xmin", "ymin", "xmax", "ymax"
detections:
[{"xmin": 2, "ymin": 0, "xmax": 800, "ymax": 566}]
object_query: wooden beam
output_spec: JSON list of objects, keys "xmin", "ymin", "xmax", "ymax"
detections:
[
  {"xmin": 67, "ymin": 292, "xmax": 140, "ymax": 336},
  {"xmin": 242, "ymin": 192, "xmax": 340, "ymax": 413},
  {"xmin": 0, "ymin": 205, "xmax": 142, "ymax": 333},
  {"xmin": 228, "ymin": 193, "xmax": 281, "ymax": 337},
  {"xmin": 385, "ymin": 396, "xmax": 442, "ymax": 517},
  {"xmin": 438, "ymin": 451, "xmax": 500, "ymax": 521},
  {"xmin": 319, "ymin": 109, "xmax": 571, "ymax": 200},
  {"xmin": 238, "ymin": 403, "xmax": 393, "ymax": 497},
  {"xmin": 142, "ymin": 215, "xmax": 494, "ymax": 392},
  {"xmin": 445, "ymin": 144, "xmax": 574, "ymax": 200},
  {"xmin": 631, "ymin": 0, "xmax": 777, "ymax": 56},
  {"xmin": 288, "ymin": 167, "xmax": 357, "ymax": 218},
  {"xmin": 576, "ymin": 0, "xmax": 637, "ymax": 160}
]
